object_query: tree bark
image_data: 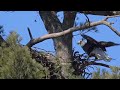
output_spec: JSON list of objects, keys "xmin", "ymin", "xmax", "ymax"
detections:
[
  {"xmin": 39, "ymin": 11, "xmax": 76, "ymax": 78},
  {"xmin": 38, "ymin": 11, "xmax": 120, "ymax": 78}
]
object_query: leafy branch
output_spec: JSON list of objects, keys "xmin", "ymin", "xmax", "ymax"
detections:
[{"xmin": 26, "ymin": 15, "xmax": 120, "ymax": 47}]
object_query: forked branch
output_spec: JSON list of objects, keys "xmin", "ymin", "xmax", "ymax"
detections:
[{"xmin": 26, "ymin": 15, "xmax": 120, "ymax": 47}]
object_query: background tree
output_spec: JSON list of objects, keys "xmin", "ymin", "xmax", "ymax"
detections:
[
  {"xmin": 26, "ymin": 11, "xmax": 120, "ymax": 78},
  {"xmin": 0, "ymin": 26, "xmax": 5, "ymax": 45},
  {"xmin": 0, "ymin": 32, "xmax": 50, "ymax": 79},
  {"xmin": 92, "ymin": 66, "xmax": 120, "ymax": 79},
  {"xmin": 1, "ymin": 11, "xmax": 120, "ymax": 79}
]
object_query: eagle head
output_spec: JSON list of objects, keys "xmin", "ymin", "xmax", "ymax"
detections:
[{"xmin": 77, "ymin": 39, "xmax": 87, "ymax": 47}]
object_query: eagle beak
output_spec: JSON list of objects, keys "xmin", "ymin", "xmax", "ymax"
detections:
[
  {"xmin": 77, "ymin": 38, "xmax": 85, "ymax": 45},
  {"xmin": 77, "ymin": 41, "xmax": 82, "ymax": 45}
]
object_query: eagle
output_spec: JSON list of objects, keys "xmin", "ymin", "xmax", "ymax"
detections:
[{"xmin": 77, "ymin": 34, "xmax": 120, "ymax": 61}]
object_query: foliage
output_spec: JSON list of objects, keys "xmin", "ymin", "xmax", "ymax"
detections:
[
  {"xmin": 0, "ymin": 32, "xmax": 50, "ymax": 79},
  {"xmin": 0, "ymin": 31, "xmax": 119, "ymax": 79},
  {"xmin": 71, "ymin": 51, "xmax": 93, "ymax": 79},
  {"xmin": 32, "ymin": 50, "xmax": 63, "ymax": 79},
  {"xmin": 0, "ymin": 11, "xmax": 119, "ymax": 79},
  {"xmin": 71, "ymin": 50, "xmax": 120, "ymax": 79},
  {"xmin": 92, "ymin": 66, "xmax": 120, "ymax": 79}
]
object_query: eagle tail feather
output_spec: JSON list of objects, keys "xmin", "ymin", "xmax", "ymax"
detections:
[{"xmin": 90, "ymin": 48, "xmax": 112, "ymax": 62}]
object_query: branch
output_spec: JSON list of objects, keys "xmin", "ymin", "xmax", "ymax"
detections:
[
  {"xmin": 102, "ymin": 21, "xmax": 120, "ymax": 36},
  {"xmin": 27, "ymin": 27, "xmax": 33, "ymax": 40},
  {"xmin": 80, "ymin": 61, "xmax": 110, "ymax": 68},
  {"xmin": 62, "ymin": 11, "xmax": 77, "ymax": 29},
  {"xmin": 39, "ymin": 11, "xmax": 63, "ymax": 33},
  {"xmin": 103, "ymin": 15, "xmax": 120, "ymax": 21},
  {"xmin": 26, "ymin": 21, "xmax": 101, "ymax": 47},
  {"xmin": 88, "ymin": 61, "xmax": 110, "ymax": 68},
  {"xmin": 26, "ymin": 15, "xmax": 120, "ymax": 47},
  {"xmin": 80, "ymin": 11, "xmax": 120, "ymax": 16},
  {"xmin": 101, "ymin": 15, "xmax": 120, "ymax": 36},
  {"xmin": 84, "ymin": 14, "xmax": 90, "ymax": 26}
]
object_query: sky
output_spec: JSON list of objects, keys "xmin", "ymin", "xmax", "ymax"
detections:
[{"xmin": 0, "ymin": 11, "xmax": 120, "ymax": 72}]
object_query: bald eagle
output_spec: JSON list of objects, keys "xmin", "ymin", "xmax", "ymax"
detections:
[{"xmin": 77, "ymin": 34, "xmax": 120, "ymax": 61}]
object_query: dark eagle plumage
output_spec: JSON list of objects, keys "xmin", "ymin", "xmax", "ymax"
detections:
[{"xmin": 78, "ymin": 34, "xmax": 120, "ymax": 61}]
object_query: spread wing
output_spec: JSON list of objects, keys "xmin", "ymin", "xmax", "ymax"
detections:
[
  {"xmin": 82, "ymin": 43, "xmax": 95, "ymax": 55},
  {"xmin": 81, "ymin": 34, "xmax": 99, "ymax": 46},
  {"xmin": 81, "ymin": 34, "xmax": 106, "ymax": 51},
  {"xmin": 99, "ymin": 41, "xmax": 120, "ymax": 47}
]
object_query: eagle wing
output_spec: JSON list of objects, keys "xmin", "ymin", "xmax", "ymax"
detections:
[
  {"xmin": 81, "ymin": 34, "xmax": 99, "ymax": 46},
  {"xmin": 99, "ymin": 41, "xmax": 120, "ymax": 47},
  {"xmin": 82, "ymin": 43, "xmax": 95, "ymax": 55},
  {"xmin": 81, "ymin": 34, "xmax": 107, "ymax": 51}
]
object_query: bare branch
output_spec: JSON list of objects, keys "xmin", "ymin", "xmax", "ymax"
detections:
[
  {"xmin": 26, "ymin": 21, "xmax": 102, "ymax": 47},
  {"xmin": 26, "ymin": 15, "xmax": 120, "ymax": 47},
  {"xmin": 80, "ymin": 61, "xmax": 110, "ymax": 68},
  {"xmin": 103, "ymin": 15, "xmax": 120, "ymax": 21},
  {"xmin": 100, "ymin": 15, "xmax": 120, "ymax": 36},
  {"xmin": 84, "ymin": 14, "xmax": 90, "ymax": 26},
  {"xmin": 27, "ymin": 27, "xmax": 33, "ymax": 40},
  {"xmin": 88, "ymin": 61, "xmax": 110, "ymax": 68},
  {"xmin": 102, "ymin": 21, "xmax": 120, "ymax": 36},
  {"xmin": 80, "ymin": 11, "xmax": 120, "ymax": 16}
]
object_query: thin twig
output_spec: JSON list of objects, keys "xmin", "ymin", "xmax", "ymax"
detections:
[
  {"xmin": 103, "ymin": 15, "xmax": 120, "ymax": 21},
  {"xmin": 84, "ymin": 14, "xmax": 90, "ymax": 26},
  {"xmin": 27, "ymin": 27, "xmax": 33, "ymax": 40}
]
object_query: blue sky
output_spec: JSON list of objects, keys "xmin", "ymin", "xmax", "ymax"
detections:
[{"xmin": 0, "ymin": 11, "xmax": 120, "ymax": 71}]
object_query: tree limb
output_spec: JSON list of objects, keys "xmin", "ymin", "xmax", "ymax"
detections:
[
  {"xmin": 39, "ymin": 11, "xmax": 63, "ymax": 33},
  {"xmin": 80, "ymin": 11, "xmax": 120, "ymax": 16},
  {"xmin": 51, "ymin": 11, "xmax": 120, "ymax": 16},
  {"xmin": 102, "ymin": 21, "xmax": 120, "ymax": 36},
  {"xmin": 88, "ymin": 61, "xmax": 110, "ymax": 68},
  {"xmin": 27, "ymin": 27, "xmax": 33, "ymax": 40},
  {"xmin": 26, "ymin": 15, "xmax": 120, "ymax": 47}
]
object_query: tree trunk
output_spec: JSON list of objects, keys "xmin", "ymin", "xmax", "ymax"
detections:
[{"xmin": 39, "ymin": 11, "xmax": 76, "ymax": 78}]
